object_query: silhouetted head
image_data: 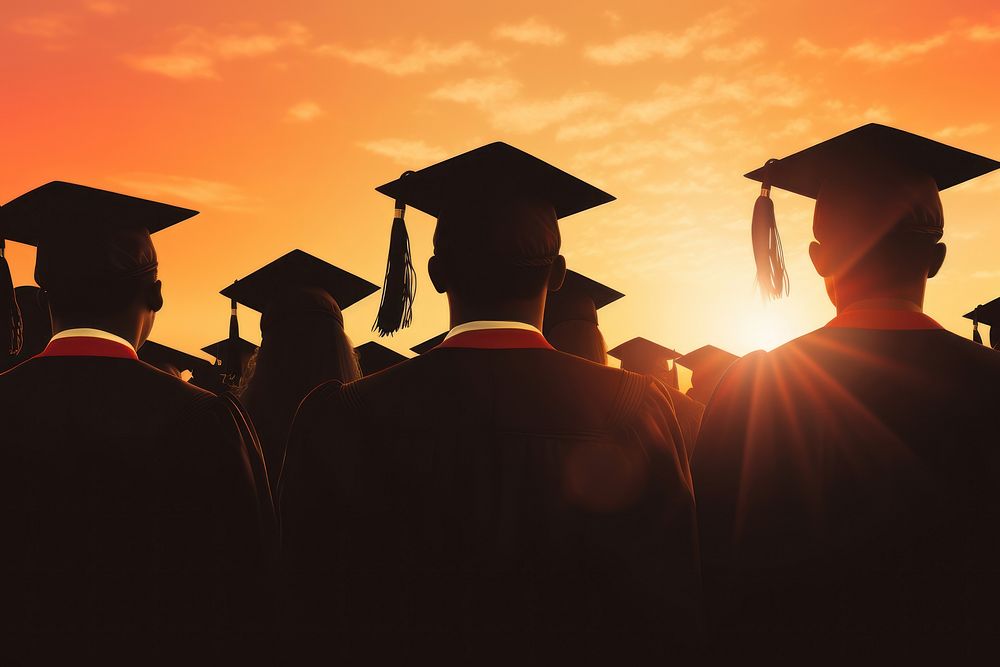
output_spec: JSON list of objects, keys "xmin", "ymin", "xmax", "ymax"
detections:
[
  {"xmin": 808, "ymin": 162, "xmax": 946, "ymax": 309},
  {"xmin": 39, "ymin": 227, "xmax": 163, "ymax": 347},
  {"xmin": 428, "ymin": 198, "xmax": 567, "ymax": 315}
]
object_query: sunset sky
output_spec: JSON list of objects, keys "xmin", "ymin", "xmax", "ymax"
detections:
[{"xmin": 4, "ymin": 0, "xmax": 1000, "ymax": 372}]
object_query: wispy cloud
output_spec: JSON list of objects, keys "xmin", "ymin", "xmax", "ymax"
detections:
[
  {"xmin": 10, "ymin": 13, "xmax": 74, "ymax": 41},
  {"xmin": 796, "ymin": 32, "xmax": 949, "ymax": 64},
  {"xmin": 558, "ymin": 73, "xmax": 806, "ymax": 141},
  {"xmin": 85, "ymin": 1, "xmax": 127, "ymax": 16},
  {"xmin": 584, "ymin": 9, "xmax": 736, "ymax": 65},
  {"xmin": 360, "ymin": 138, "xmax": 449, "ymax": 166},
  {"xmin": 936, "ymin": 123, "xmax": 990, "ymax": 140},
  {"xmin": 972, "ymin": 270, "xmax": 1000, "ymax": 279},
  {"xmin": 127, "ymin": 21, "xmax": 309, "ymax": 80},
  {"xmin": 115, "ymin": 175, "xmax": 250, "ymax": 210},
  {"xmin": 494, "ymin": 17, "xmax": 566, "ymax": 46},
  {"xmin": 967, "ymin": 24, "xmax": 1000, "ymax": 42},
  {"xmin": 317, "ymin": 40, "xmax": 500, "ymax": 75},
  {"xmin": 702, "ymin": 38, "xmax": 765, "ymax": 62},
  {"xmin": 127, "ymin": 53, "xmax": 218, "ymax": 80},
  {"xmin": 285, "ymin": 101, "xmax": 324, "ymax": 123},
  {"xmin": 430, "ymin": 76, "xmax": 608, "ymax": 134}
]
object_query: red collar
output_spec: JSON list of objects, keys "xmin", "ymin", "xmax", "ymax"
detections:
[
  {"xmin": 436, "ymin": 328, "xmax": 555, "ymax": 350},
  {"xmin": 37, "ymin": 337, "xmax": 139, "ymax": 360},
  {"xmin": 826, "ymin": 309, "xmax": 943, "ymax": 331}
]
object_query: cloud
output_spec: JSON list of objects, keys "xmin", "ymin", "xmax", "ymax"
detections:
[
  {"xmin": 85, "ymin": 1, "xmax": 127, "ymax": 15},
  {"xmin": 821, "ymin": 100, "xmax": 892, "ymax": 125},
  {"xmin": 360, "ymin": 138, "xmax": 449, "ymax": 165},
  {"xmin": 796, "ymin": 33, "xmax": 949, "ymax": 64},
  {"xmin": 936, "ymin": 123, "xmax": 990, "ymax": 139},
  {"xmin": 972, "ymin": 270, "xmax": 1000, "ymax": 279},
  {"xmin": 9, "ymin": 13, "xmax": 74, "ymax": 40},
  {"xmin": 702, "ymin": 38, "xmax": 765, "ymax": 62},
  {"xmin": 557, "ymin": 73, "xmax": 806, "ymax": 141},
  {"xmin": 285, "ymin": 101, "xmax": 324, "ymax": 123},
  {"xmin": 127, "ymin": 53, "xmax": 217, "ymax": 80},
  {"xmin": 115, "ymin": 175, "xmax": 249, "ymax": 210},
  {"xmin": 429, "ymin": 76, "xmax": 521, "ymax": 104},
  {"xmin": 584, "ymin": 9, "xmax": 736, "ymax": 65},
  {"xmin": 494, "ymin": 17, "xmax": 565, "ymax": 46},
  {"xmin": 967, "ymin": 24, "xmax": 1000, "ymax": 42},
  {"xmin": 430, "ymin": 76, "xmax": 606, "ymax": 133},
  {"xmin": 127, "ymin": 21, "xmax": 310, "ymax": 80},
  {"xmin": 317, "ymin": 40, "xmax": 499, "ymax": 75}
]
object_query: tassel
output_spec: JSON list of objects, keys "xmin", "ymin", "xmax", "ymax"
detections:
[
  {"xmin": 1, "ymin": 238, "xmax": 24, "ymax": 357},
  {"xmin": 225, "ymin": 294, "xmax": 242, "ymax": 383},
  {"xmin": 373, "ymin": 171, "xmax": 417, "ymax": 337},
  {"xmin": 751, "ymin": 159, "xmax": 790, "ymax": 300},
  {"xmin": 666, "ymin": 361, "xmax": 679, "ymax": 390},
  {"xmin": 973, "ymin": 317, "xmax": 983, "ymax": 345}
]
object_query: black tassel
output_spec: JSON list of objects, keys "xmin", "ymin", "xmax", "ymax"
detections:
[
  {"xmin": 225, "ymin": 294, "xmax": 242, "ymax": 383},
  {"xmin": 751, "ymin": 159, "xmax": 789, "ymax": 301},
  {"xmin": 1, "ymin": 238, "xmax": 24, "ymax": 357},
  {"xmin": 973, "ymin": 318, "xmax": 983, "ymax": 345},
  {"xmin": 373, "ymin": 172, "xmax": 417, "ymax": 337}
]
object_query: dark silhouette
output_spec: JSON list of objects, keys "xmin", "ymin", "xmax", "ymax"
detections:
[
  {"xmin": 0, "ymin": 286, "xmax": 52, "ymax": 373},
  {"xmin": 138, "ymin": 339, "xmax": 215, "ymax": 379},
  {"xmin": 0, "ymin": 182, "xmax": 274, "ymax": 662},
  {"xmin": 542, "ymin": 269, "xmax": 623, "ymax": 364},
  {"xmin": 199, "ymin": 335, "xmax": 257, "ymax": 390},
  {"xmin": 410, "ymin": 331, "xmax": 447, "ymax": 354},
  {"xmin": 675, "ymin": 344, "xmax": 739, "ymax": 406},
  {"xmin": 964, "ymin": 297, "xmax": 1000, "ymax": 349},
  {"xmin": 694, "ymin": 125, "xmax": 1000, "ymax": 655},
  {"xmin": 355, "ymin": 341, "xmax": 407, "ymax": 375},
  {"xmin": 280, "ymin": 144, "xmax": 701, "ymax": 662},
  {"xmin": 226, "ymin": 250, "xmax": 376, "ymax": 480},
  {"xmin": 608, "ymin": 336, "xmax": 704, "ymax": 449}
]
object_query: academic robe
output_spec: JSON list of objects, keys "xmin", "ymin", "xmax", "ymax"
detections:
[
  {"xmin": 0, "ymin": 340, "xmax": 276, "ymax": 663},
  {"xmin": 693, "ymin": 312, "xmax": 1000, "ymax": 654},
  {"xmin": 280, "ymin": 329, "xmax": 702, "ymax": 661}
]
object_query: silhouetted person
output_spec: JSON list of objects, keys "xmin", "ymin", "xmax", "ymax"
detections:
[
  {"xmin": 542, "ymin": 269, "xmax": 623, "ymax": 364},
  {"xmin": 693, "ymin": 125, "xmax": 1000, "ymax": 655},
  {"xmin": 675, "ymin": 345, "xmax": 739, "ymax": 406},
  {"xmin": 609, "ymin": 336, "xmax": 704, "ymax": 449},
  {"xmin": 0, "ymin": 285, "xmax": 51, "ymax": 373},
  {"xmin": 239, "ymin": 287, "xmax": 362, "ymax": 478},
  {"xmin": 0, "ymin": 183, "xmax": 274, "ymax": 663},
  {"xmin": 280, "ymin": 144, "xmax": 701, "ymax": 662},
  {"xmin": 200, "ymin": 336, "xmax": 257, "ymax": 391}
]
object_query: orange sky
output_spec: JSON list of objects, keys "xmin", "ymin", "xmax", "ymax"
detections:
[{"xmin": 3, "ymin": 0, "xmax": 1000, "ymax": 368}]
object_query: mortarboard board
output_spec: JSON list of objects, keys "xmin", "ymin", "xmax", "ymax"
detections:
[
  {"xmin": 371, "ymin": 142, "xmax": 615, "ymax": 336},
  {"xmin": 964, "ymin": 298, "xmax": 1000, "ymax": 348},
  {"xmin": 675, "ymin": 345, "xmax": 740, "ymax": 376},
  {"xmin": 0, "ymin": 182, "xmax": 197, "ymax": 356},
  {"xmin": 221, "ymin": 249, "xmax": 379, "ymax": 315},
  {"xmin": 608, "ymin": 337, "xmax": 681, "ymax": 373},
  {"xmin": 544, "ymin": 270, "xmax": 624, "ymax": 329},
  {"xmin": 202, "ymin": 337, "xmax": 258, "ymax": 367},
  {"xmin": 355, "ymin": 341, "xmax": 408, "ymax": 375},
  {"xmin": 139, "ymin": 340, "xmax": 214, "ymax": 376},
  {"xmin": 744, "ymin": 124, "xmax": 1000, "ymax": 300},
  {"xmin": 411, "ymin": 332, "xmax": 447, "ymax": 355},
  {"xmin": 218, "ymin": 250, "xmax": 378, "ymax": 383}
]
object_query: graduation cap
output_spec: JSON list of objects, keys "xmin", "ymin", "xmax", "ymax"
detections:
[
  {"xmin": 745, "ymin": 124, "xmax": 1000, "ymax": 300},
  {"xmin": 676, "ymin": 345, "xmax": 739, "ymax": 377},
  {"xmin": 218, "ymin": 249, "xmax": 378, "ymax": 382},
  {"xmin": 0, "ymin": 181, "xmax": 197, "ymax": 356},
  {"xmin": 139, "ymin": 340, "xmax": 214, "ymax": 377},
  {"xmin": 202, "ymin": 336, "xmax": 258, "ymax": 384},
  {"xmin": 355, "ymin": 341, "xmax": 408, "ymax": 375},
  {"xmin": 411, "ymin": 332, "xmax": 447, "ymax": 355},
  {"xmin": 544, "ymin": 270, "xmax": 624, "ymax": 329},
  {"xmin": 608, "ymin": 337, "xmax": 681, "ymax": 373},
  {"xmin": 964, "ymin": 298, "xmax": 1000, "ymax": 349},
  {"xmin": 371, "ymin": 142, "xmax": 615, "ymax": 336}
]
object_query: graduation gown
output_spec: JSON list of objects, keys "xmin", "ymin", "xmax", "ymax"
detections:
[
  {"xmin": 280, "ymin": 328, "xmax": 702, "ymax": 660},
  {"xmin": 0, "ymin": 337, "xmax": 276, "ymax": 662},
  {"xmin": 693, "ymin": 311, "xmax": 1000, "ymax": 651}
]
